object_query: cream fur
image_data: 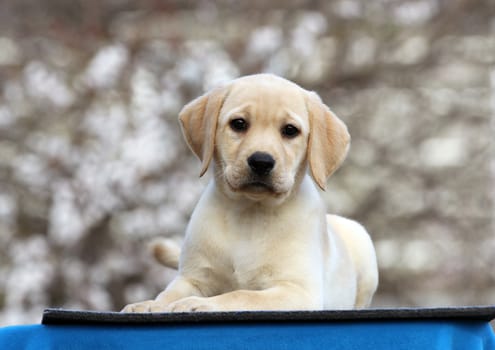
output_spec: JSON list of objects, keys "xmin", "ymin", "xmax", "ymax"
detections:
[{"xmin": 122, "ymin": 74, "xmax": 378, "ymax": 312}]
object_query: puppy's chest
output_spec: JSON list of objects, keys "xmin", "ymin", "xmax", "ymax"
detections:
[
  {"xmin": 225, "ymin": 238, "xmax": 275, "ymax": 290},
  {"xmin": 212, "ymin": 216, "xmax": 281, "ymax": 290},
  {"xmin": 191, "ymin": 200, "xmax": 303, "ymax": 292}
]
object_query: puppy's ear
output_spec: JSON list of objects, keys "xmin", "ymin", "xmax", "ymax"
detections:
[
  {"xmin": 179, "ymin": 86, "xmax": 230, "ymax": 176},
  {"xmin": 305, "ymin": 91, "xmax": 350, "ymax": 190}
]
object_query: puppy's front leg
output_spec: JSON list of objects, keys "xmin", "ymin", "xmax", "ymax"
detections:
[
  {"xmin": 121, "ymin": 276, "xmax": 202, "ymax": 312},
  {"xmin": 167, "ymin": 282, "xmax": 320, "ymax": 312}
]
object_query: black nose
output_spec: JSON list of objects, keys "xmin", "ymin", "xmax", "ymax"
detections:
[{"xmin": 247, "ymin": 152, "xmax": 275, "ymax": 176}]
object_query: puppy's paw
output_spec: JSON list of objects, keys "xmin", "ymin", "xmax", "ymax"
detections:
[
  {"xmin": 121, "ymin": 300, "xmax": 168, "ymax": 313},
  {"xmin": 167, "ymin": 296, "xmax": 217, "ymax": 312}
]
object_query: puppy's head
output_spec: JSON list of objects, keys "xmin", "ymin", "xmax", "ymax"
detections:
[{"xmin": 179, "ymin": 74, "xmax": 349, "ymax": 204}]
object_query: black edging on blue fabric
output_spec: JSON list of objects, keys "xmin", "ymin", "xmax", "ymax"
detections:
[{"xmin": 42, "ymin": 306, "xmax": 495, "ymax": 325}]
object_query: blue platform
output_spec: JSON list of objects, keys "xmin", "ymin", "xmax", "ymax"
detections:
[{"xmin": 1, "ymin": 307, "xmax": 494, "ymax": 350}]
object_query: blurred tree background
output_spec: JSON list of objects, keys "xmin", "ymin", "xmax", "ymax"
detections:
[{"xmin": 0, "ymin": 0, "xmax": 494, "ymax": 325}]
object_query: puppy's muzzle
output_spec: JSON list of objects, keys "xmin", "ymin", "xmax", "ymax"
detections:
[{"xmin": 247, "ymin": 152, "xmax": 275, "ymax": 177}]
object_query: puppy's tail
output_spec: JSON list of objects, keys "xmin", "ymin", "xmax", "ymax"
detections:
[{"xmin": 149, "ymin": 238, "xmax": 181, "ymax": 270}]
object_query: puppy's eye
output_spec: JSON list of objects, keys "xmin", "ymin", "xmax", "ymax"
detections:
[
  {"xmin": 230, "ymin": 118, "xmax": 249, "ymax": 132},
  {"xmin": 281, "ymin": 124, "xmax": 300, "ymax": 138}
]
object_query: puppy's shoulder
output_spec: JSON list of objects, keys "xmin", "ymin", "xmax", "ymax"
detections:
[{"xmin": 326, "ymin": 215, "xmax": 367, "ymax": 236}]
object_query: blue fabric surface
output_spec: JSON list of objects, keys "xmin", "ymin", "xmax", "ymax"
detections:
[{"xmin": 1, "ymin": 320, "xmax": 494, "ymax": 350}]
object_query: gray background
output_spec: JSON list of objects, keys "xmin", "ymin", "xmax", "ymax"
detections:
[{"xmin": 0, "ymin": 0, "xmax": 494, "ymax": 325}]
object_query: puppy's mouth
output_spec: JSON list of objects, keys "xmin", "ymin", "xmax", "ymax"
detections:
[
  {"xmin": 241, "ymin": 181, "xmax": 276, "ymax": 193},
  {"xmin": 225, "ymin": 176, "xmax": 278, "ymax": 195}
]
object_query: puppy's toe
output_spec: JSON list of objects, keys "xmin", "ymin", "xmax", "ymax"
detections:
[
  {"xmin": 121, "ymin": 300, "xmax": 165, "ymax": 313},
  {"xmin": 167, "ymin": 297, "xmax": 215, "ymax": 312}
]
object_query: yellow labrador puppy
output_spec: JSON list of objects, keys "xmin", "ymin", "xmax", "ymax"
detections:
[{"xmin": 123, "ymin": 74, "xmax": 378, "ymax": 312}]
